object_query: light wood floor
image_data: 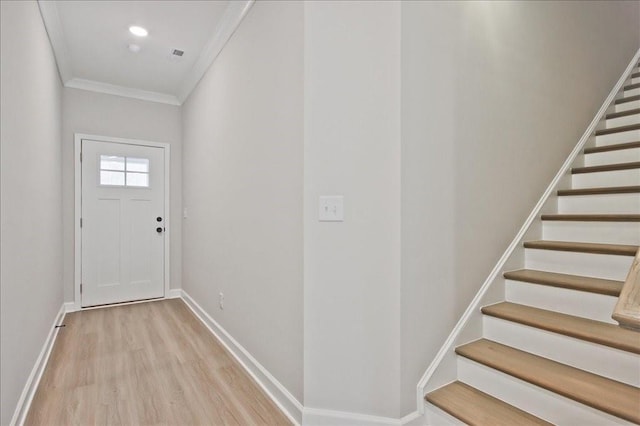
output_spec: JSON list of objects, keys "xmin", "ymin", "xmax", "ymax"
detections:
[{"xmin": 25, "ymin": 299, "xmax": 292, "ymax": 425}]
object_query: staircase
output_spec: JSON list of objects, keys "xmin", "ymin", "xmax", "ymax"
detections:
[{"xmin": 423, "ymin": 62, "xmax": 640, "ymax": 424}]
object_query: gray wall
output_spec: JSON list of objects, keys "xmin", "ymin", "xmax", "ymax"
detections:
[
  {"xmin": 181, "ymin": 1, "xmax": 304, "ymax": 402},
  {"xmin": 0, "ymin": 1, "xmax": 63, "ymax": 424},
  {"xmin": 62, "ymin": 88, "xmax": 182, "ymax": 303},
  {"xmin": 303, "ymin": 0, "xmax": 402, "ymax": 418},
  {"xmin": 400, "ymin": 0, "xmax": 640, "ymax": 415}
]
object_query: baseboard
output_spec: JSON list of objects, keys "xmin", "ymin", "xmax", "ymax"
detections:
[
  {"xmin": 64, "ymin": 301, "xmax": 77, "ymax": 313},
  {"xmin": 10, "ymin": 304, "xmax": 66, "ymax": 426},
  {"xmin": 303, "ymin": 407, "xmax": 422, "ymax": 426},
  {"xmin": 167, "ymin": 288, "xmax": 182, "ymax": 299},
  {"xmin": 179, "ymin": 290, "xmax": 304, "ymax": 425}
]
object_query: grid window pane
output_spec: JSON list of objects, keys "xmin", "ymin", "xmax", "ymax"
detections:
[
  {"xmin": 127, "ymin": 157, "xmax": 149, "ymax": 173},
  {"xmin": 126, "ymin": 172, "xmax": 149, "ymax": 187},
  {"xmin": 100, "ymin": 155, "xmax": 125, "ymax": 171},
  {"xmin": 100, "ymin": 170, "xmax": 125, "ymax": 186}
]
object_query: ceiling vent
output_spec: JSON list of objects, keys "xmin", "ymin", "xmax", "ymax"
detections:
[{"xmin": 172, "ymin": 49, "xmax": 184, "ymax": 57}]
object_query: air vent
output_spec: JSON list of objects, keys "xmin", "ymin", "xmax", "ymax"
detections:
[{"xmin": 172, "ymin": 49, "xmax": 184, "ymax": 57}]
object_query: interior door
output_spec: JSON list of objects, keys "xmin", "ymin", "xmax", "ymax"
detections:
[{"xmin": 81, "ymin": 139, "xmax": 165, "ymax": 307}]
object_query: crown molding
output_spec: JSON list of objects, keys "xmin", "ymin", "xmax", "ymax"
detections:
[
  {"xmin": 38, "ymin": 0, "xmax": 252, "ymax": 106},
  {"xmin": 38, "ymin": 0, "xmax": 73, "ymax": 82},
  {"xmin": 65, "ymin": 78, "xmax": 181, "ymax": 106},
  {"xmin": 177, "ymin": 0, "xmax": 255, "ymax": 104}
]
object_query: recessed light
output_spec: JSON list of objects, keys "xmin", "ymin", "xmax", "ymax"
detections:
[{"xmin": 129, "ymin": 26, "xmax": 148, "ymax": 37}]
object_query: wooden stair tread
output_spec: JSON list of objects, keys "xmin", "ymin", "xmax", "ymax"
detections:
[
  {"xmin": 557, "ymin": 185, "xmax": 640, "ymax": 196},
  {"xmin": 503, "ymin": 269, "xmax": 623, "ymax": 296},
  {"xmin": 456, "ymin": 339, "xmax": 640, "ymax": 423},
  {"xmin": 606, "ymin": 108, "xmax": 640, "ymax": 119},
  {"xmin": 523, "ymin": 240, "xmax": 638, "ymax": 256},
  {"xmin": 595, "ymin": 123, "xmax": 640, "ymax": 136},
  {"xmin": 540, "ymin": 214, "xmax": 640, "ymax": 222},
  {"xmin": 584, "ymin": 141, "xmax": 640, "ymax": 154},
  {"xmin": 625, "ymin": 82, "xmax": 640, "ymax": 91},
  {"xmin": 481, "ymin": 302, "xmax": 640, "ymax": 354},
  {"xmin": 425, "ymin": 381, "xmax": 552, "ymax": 426},
  {"xmin": 571, "ymin": 161, "xmax": 640, "ymax": 174},
  {"xmin": 632, "ymin": 71, "xmax": 640, "ymax": 79},
  {"xmin": 616, "ymin": 95, "xmax": 640, "ymax": 105}
]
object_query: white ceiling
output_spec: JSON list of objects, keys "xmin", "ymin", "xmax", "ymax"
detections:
[{"xmin": 38, "ymin": 1, "xmax": 254, "ymax": 105}]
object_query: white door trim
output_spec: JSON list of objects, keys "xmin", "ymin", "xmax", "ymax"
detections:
[{"xmin": 73, "ymin": 133, "xmax": 171, "ymax": 311}]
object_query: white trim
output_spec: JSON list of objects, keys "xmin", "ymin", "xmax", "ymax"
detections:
[
  {"xmin": 415, "ymin": 47, "xmax": 640, "ymax": 414},
  {"xmin": 400, "ymin": 411, "xmax": 423, "ymax": 425},
  {"xmin": 177, "ymin": 0, "xmax": 254, "ymax": 103},
  {"xmin": 73, "ymin": 133, "xmax": 171, "ymax": 310},
  {"xmin": 10, "ymin": 304, "xmax": 66, "ymax": 426},
  {"xmin": 38, "ymin": 0, "xmax": 252, "ymax": 106},
  {"xmin": 303, "ymin": 407, "xmax": 400, "ymax": 426},
  {"xmin": 167, "ymin": 288, "xmax": 182, "ymax": 299},
  {"xmin": 65, "ymin": 79, "xmax": 181, "ymax": 106},
  {"xmin": 37, "ymin": 1, "xmax": 72, "ymax": 82},
  {"xmin": 179, "ymin": 290, "xmax": 303, "ymax": 425}
]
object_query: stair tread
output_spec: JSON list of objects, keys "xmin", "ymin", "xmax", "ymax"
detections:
[
  {"xmin": 616, "ymin": 95, "xmax": 640, "ymax": 104},
  {"xmin": 540, "ymin": 214, "xmax": 640, "ymax": 222},
  {"xmin": 456, "ymin": 339, "xmax": 640, "ymax": 423},
  {"xmin": 503, "ymin": 269, "xmax": 623, "ymax": 296},
  {"xmin": 481, "ymin": 302, "xmax": 640, "ymax": 354},
  {"xmin": 557, "ymin": 185, "xmax": 640, "ymax": 196},
  {"xmin": 425, "ymin": 381, "xmax": 552, "ymax": 426},
  {"xmin": 632, "ymin": 71, "xmax": 640, "ymax": 79},
  {"xmin": 571, "ymin": 161, "xmax": 640, "ymax": 174},
  {"xmin": 606, "ymin": 108, "xmax": 640, "ymax": 119},
  {"xmin": 625, "ymin": 82, "xmax": 640, "ymax": 91},
  {"xmin": 584, "ymin": 141, "xmax": 640, "ymax": 154},
  {"xmin": 523, "ymin": 240, "xmax": 638, "ymax": 256},
  {"xmin": 595, "ymin": 123, "xmax": 640, "ymax": 136}
]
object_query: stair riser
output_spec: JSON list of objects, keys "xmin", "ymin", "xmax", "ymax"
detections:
[
  {"xmin": 615, "ymin": 100, "xmax": 640, "ymax": 113},
  {"xmin": 606, "ymin": 114, "xmax": 640, "ymax": 128},
  {"xmin": 504, "ymin": 280, "xmax": 618, "ymax": 323},
  {"xmin": 525, "ymin": 249, "xmax": 633, "ymax": 281},
  {"xmin": 595, "ymin": 129, "xmax": 640, "ymax": 146},
  {"xmin": 483, "ymin": 315, "xmax": 640, "ymax": 386},
  {"xmin": 572, "ymin": 169, "xmax": 640, "ymax": 189},
  {"xmin": 542, "ymin": 221, "xmax": 640, "ymax": 245},
  {"xmin": 558, "ymin": 193, "xmax": 640, "ymax": 214},
  {"xmin": 583, "ymin": 148, "xmax": 640, "ymax": 166},
  {"xmin": 457, "ymin": 358, "xmax": 634, "ymax": 425},
  {"xmin": 624, "ymin": 88, "xmax": 640, "ymax": 97},
  {"xmin": 632, "ymin": 77, "xmax": 640, "ymax": 85},
  {"xmin": 483, "ymin": 316, "xmax": 640, "ymax": 387}
]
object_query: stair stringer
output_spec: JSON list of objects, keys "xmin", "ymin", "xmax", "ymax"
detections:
[{"xmin": 415, "ymin": 48, "xmax": 640, "ymax": 418}]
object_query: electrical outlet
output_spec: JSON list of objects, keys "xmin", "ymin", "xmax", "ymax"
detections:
[{"xmin": 219, "ymin": 292, "xmax": 224, "ymax": 310}]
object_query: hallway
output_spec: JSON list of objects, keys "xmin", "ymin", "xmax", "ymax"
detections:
[{"xmin": 25, "ymin": 300, "xmax": 290, "ymax": 425}]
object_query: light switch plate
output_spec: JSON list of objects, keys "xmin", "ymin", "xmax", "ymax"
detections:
[{"xmin": 319, "ymin": 196, "xmax": 344, "ymax": 222}]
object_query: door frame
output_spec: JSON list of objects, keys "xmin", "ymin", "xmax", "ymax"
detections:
[{"xmin": 73, "ymin": 133, "xmax": 171, "ymax": 311}]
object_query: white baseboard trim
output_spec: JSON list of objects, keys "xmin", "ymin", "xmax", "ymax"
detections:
[
  {"xmin": 64, "ymin": 301, "xmax": 77, "ymax": 313},
  {"xmin": 179, "ymin": 290, "xmax": 304, "ymax": 425},
  {"xmin": 303, "ymin": 408, "xmax": 422, "ymax": 426},
  {"xmin": 167, "ymin": 288, "xmax": 182, "ymax": 299},
  {"xmin": 10, "ymin": 304, "xmax": 66, "ymax": 426},
  {"xmin": 414, "ymin": 47, "xmax": 640, "ymax": 414}
]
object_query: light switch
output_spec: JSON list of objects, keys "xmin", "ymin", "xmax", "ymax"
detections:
[{"xmin": 319, "ymin": 196, "xmax": 344, "ymax": 222}]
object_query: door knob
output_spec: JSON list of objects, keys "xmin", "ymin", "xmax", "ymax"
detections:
[
  {"xmin": 156, "ymin": 227, "xmax": 163, "ymax": 233},
  {"xmin": 157, "ymin": 217, "xmax": 162, "ymax": 222}
]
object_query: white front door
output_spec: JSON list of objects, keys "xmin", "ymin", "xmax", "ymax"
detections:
[{"xmin": 81, "ymin": 139, "xmax": 165, "ymax": 307}]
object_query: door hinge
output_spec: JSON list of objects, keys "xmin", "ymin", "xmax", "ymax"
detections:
[
  {"xmin": 80, "ymin": 151, "xmax": 83, "ymax": 162},
  {"xmin": 80, "ymin": 218, "xmax": 83, "ymax": 228},
  {"xmin": 80, "ymin": 283, "xmax": 83, "ymax": 294}
]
